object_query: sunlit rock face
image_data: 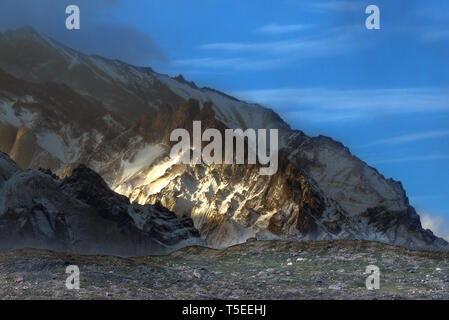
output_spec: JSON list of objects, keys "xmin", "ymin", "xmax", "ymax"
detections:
[{"xmin": 0, "ymin": 27, "xmax": 446, "ymax": 252}]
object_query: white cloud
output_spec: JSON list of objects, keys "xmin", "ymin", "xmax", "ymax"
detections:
[
  {"xmin": 255, "ymin": 23, "xmax": 313, "ymax": 35},
  {"xmin": 368, "ymin": 155, "xmax": 449, "ymax": 164},
  {"xmin": 368, "ymin": 130, "xmax": 449, "ymax": 146},
  {"xmin": 278, "ymin": 109, "xmax": 359, "ymax": 123},
  {"xmin": 187, "ymin": 25, "xmax": 363, "ymax": 72},
  {"xmin": 173, "ymin": 57, "xmax": 282, "ymax": 71},
  {"xmin": 233, "ymin": 87, "xmax": 449, "ymax": 122},
  {"xmin": 177, "ymin": 27, "xmax": 360, "ymax": 72},
  {"xmin": 201, "ymin": 25, "xmax": 361, "ymax": 57},
  {"xmin": 420, "ymin": 212, "xmax": 449, "ymax": 241}
]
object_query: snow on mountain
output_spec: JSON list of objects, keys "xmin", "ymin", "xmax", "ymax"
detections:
[
  {"xmin": 0, "ymin": 27, "xmax": 446, "ymax": 251},
  {"xmin": 125, "ymin": 159, "xmax": 361, "ymax": 248},
  {"xmin": 156, "ymin": 74, "xmax": 290, "ymax": 132},
  {"xmin": 288, "ymin": 136, "xmax": 409, "ymax": 216}
]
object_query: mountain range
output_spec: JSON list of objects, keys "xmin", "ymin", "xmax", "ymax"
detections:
[{"xmin": 0, "ymin": 26, "xmax": 446, "ymax": 255}]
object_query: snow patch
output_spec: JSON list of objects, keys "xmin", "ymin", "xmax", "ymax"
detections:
[
  {"xmin": 36, "ymin": 132, "xmax": 69, "ymax": 163},
  {"xmin": 0, "ymin": 100, "xmax": 38, "ymax": 128},
  {"xmin": 120, "ymin": 144, "xmax": 165, "ymax": 184}
]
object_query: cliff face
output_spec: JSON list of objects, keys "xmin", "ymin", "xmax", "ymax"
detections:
[
  {"xmin": 0, "ymin": 27, "xmax": 446, "ymax": 252},
  {"xmin": 0, "ymin": 152, "xmax": 203, "ymax": 256}
]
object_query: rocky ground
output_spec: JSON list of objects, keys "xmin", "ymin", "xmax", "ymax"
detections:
[{"xmin": 0, "ymin": 239, "xmax": 448, "ymax": 300}]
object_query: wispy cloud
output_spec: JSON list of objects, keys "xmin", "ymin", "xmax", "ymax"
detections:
[
  {"xmin": 182, "ymin": 27, "xmax": 360, "ymax": 73},
  {"xmin": 420, "ymin": 212, "xmax": 449, "ymax": 241},
  {"xmin": 254, "ymin": 23, "xmax": 313, "ymax": 35},
  {"xmin": 233, "ymin": 87, "xmax": 449, "ymax": 122},
  {"xmin": 173, "ymin": 57, "xmax": 282, "ymax": 71},
  {"xmin": 201, "ymin": 29, "xmax": 356, "ymax": 57},
  {"xmin": 368, "ymin": 155, "xmax": 449, "ymax": 164},
  {"xmin": 278, "ymin": 110, "xmax": 359, "ymax": 123},
  {"xmin": 186, "ymin": 25, "xmax": 365, "ymax": 72},
  {"xmin": 368, "ymin": 130, "xmax": 449, "ymax": 146},
  {"xmin": 200, "ymin": 25, "xmax": 363, "ymax": 58}
]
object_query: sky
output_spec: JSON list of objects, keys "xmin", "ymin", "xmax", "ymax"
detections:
[{"xmin": 0, "ymin": 0, "xmax": 448, "ymax": 238}]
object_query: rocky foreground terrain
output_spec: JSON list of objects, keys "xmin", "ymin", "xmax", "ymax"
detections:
[{"xmin": 0, "ymin": 239, "xmax": 448, "ymax": 300}]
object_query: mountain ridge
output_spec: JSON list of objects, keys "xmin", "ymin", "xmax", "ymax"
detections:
[{"xmin": 0, "ymin": 26, "xmax": 446, "ymax": 251}]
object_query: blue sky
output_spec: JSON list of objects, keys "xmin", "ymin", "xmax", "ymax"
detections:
[{"xmin": 1, "ymin": 0, "xmax": 448, "ymax": 236}]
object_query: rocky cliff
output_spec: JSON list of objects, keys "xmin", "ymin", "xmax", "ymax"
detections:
[
  {"xmin": 0, "ymin": 27, "xmax": 446, "ymax": 252},
  {"xmin": 0, "ymin": 152, "xmax": 202, "ymax": 256}
]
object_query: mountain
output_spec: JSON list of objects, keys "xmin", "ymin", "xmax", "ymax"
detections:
[
  {"xmin": 0, "ymin": 151, "xmax": 202, "ymax": 256},
  {"xmin": 0, "ymin": 26, "xmax": 446, "ymax": 251}
]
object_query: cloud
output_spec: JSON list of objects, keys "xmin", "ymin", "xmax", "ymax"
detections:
[
  {"xmin": 367, "ymin": 130, "xmax": 449, "ymax": 146},
  {"xmin": 180, "ymin": 23, "xmax": 366, "ymax": 74},
  {"xmin": 233, "ymin": 87, "xmax": 449, "ymax": 122},
  {"xmin": 255, "ymin": 23, "xmax": 313, "ymax": 35},
  {"xmin": 420, "ymin": 212, "xmax": 449, "ymax": 241},
  {"xmin": 192, "ymin": 24, "xmax": 379, "ymax": 72},
  {"xmin": 368, "ymin": 155, "xmax": 449, "ymax": 164},
  {"xmin": 0, "ymin": 0, "xmax": 166, "ymax": 65},
  {"xmin": 201, "ymin": 29, "xmax": 357, "ymax": 57},
  {"xmin": 173, "ymin": 57, "xmax": 283, "ymax": 71},
  {"xmin": 175, "ymin": 28, "xmax": 361, "ymax": 72},
  {"xmin": 278, "ymin": 110, "xmax": 359, "ymax": 123},
  {"xmin": 193, "ymin": 26, "xmax": 362, "ymax": 72}
]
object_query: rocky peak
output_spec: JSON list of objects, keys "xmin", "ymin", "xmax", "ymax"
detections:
[
  {"xmin": 0, "ymin": 27, "xmax": 446, "ymax": 252},
  {"xmin": 0, "ymin": 153, "xmax": 203, "ymax": 256},
  {"xmin": 174, "ymin": 74, "xmax": 198, "ymax": 89}
]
